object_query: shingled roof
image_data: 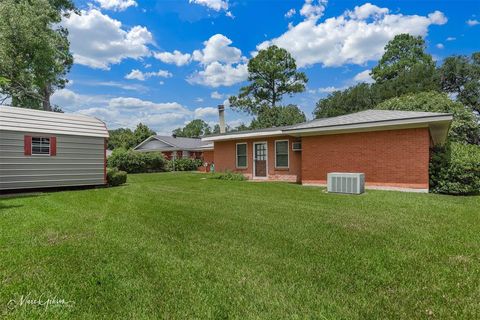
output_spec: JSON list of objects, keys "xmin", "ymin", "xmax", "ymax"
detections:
[
  {"xmin": 134, "ymin": 135, "xmax": 213, "ymax": 152},
  {"xmin": 202, "ymin": 109, "xmax": 453, "ymax": 145}
]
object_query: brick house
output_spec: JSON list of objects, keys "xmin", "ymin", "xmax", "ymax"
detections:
[
  {"xmin": 134, "ymin": 135, "xmax": 214, "ymax": 163},
  {"xmin": 202, "ymin": 110, "xmax": 453, "ymax": 192}
]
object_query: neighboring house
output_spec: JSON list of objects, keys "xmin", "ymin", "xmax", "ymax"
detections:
[
  {"xmin": 134, "ymin": 135, "xmax": 214, "ymax": 163},
  {"xmin": 202, "ymin": 109, "xmax": 453, "ymax": 192},
  {"xmin": 0, "ymin": 106, "xmax": 109, "ymax": 191}
]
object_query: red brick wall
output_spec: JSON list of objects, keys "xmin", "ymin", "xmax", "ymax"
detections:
[
  {"xmin": 301, "ymin": 128, "xmax": 430, "ymax": 189},
  {"xmin": 214, "ymin": 136, "xmax": 302, "ymax": 182}
]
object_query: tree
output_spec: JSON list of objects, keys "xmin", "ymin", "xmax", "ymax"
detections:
[
  {"xmin": 134, "ymin": 123, "xmax": 156, "ymax": 145},
  {"xmin": 107, "ymin": 128, "xmax": 136, "ymax": 150},
  {"xmin": 438, "ymin": 53, "xmax": 480, "ymax": 113},
  {"xmin": 314, "ymin": 34, "xmax": 440, "ymax": 118},
  {"xmin": 173, "ymin": 119, "xmax": 212, "ymax": 138},
  {"xmin": 314, "ymin": 83, "xmax": 378, "ymax": 118},
  {"xmin": 0, "ymin": 0, "xmax": 75, "ymax": 110},
  {"xmin": 107, "ymin": 123, "xmax": 156, "ymax": 150},
  {"xmin": 229, "ymin": 45, "xmax": 308, "ymax": 117},
  {"xmin": 250, "ymin": 105, "xmax": 306, "ymax": 129},
  {"xmin": 371, "ymin": 34, "xmax": 436, "ymax": 83},
  {"xmin": 376, "ymin": 91, "xmax": 480, "ymax": 145}
]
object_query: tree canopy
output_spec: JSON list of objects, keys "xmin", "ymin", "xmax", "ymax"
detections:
[
  {"xmin": 376, "ymin": 91, "xmax": 479, "ymax": 145},
  {"xmin": 108, "ymin": 123, "xmax": 156, "ymax": 150},
  {"xmin": 371, "ymin": 34, "xmax": 436, "ymax": 83},
  {"xmin": 173, "ymin": 119, "xmax": 212, "ymax": 138},
  {"xmin": 250, "ymin": 105, "xmax": 306, "ymax": 129},
  {"xmin": 314, "ymin": 33, "xmax": 478, "ymax": 121},
  {"xmin": 0, "ymin": 0, "xmax": 75, "ymax": 110},
  {"xmin": 438, "ymin": 53, "xmax": 480, "ymax": 113}
]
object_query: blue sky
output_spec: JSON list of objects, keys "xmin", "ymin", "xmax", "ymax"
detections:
[{"xmin": 51, "ymin": 0, "xmax": 480, "ymax": 134}]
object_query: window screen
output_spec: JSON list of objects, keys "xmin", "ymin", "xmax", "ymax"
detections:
[
  {"xmin": 275, "ymin": 141, "xmax": 289, "ymax": 168},
  {"xmin": 32, "ymin": 137, "xmax": 50, "ymax": 155},
  {"xmin": 236, "ymin": 143, "xmax": 247, "ymax": 168}
]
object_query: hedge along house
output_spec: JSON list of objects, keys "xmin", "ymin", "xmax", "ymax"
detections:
[
  {"xmin": 134, "ymin": 135, "xmax": 214, "ymax": 163},
  {"xmin": 0, "ymin": 106, "xmax": 109, "ymax": 191},
  {"xmin": 202, "ymin": 109, "xmax": 453, "ymax": 192}
]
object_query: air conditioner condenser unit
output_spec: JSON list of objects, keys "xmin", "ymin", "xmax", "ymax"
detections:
[{"xmin": 327, "ymin": 173, "xmax": 365, "ymax": 194}]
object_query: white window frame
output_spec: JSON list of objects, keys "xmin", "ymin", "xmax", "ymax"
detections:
[
  {"xmin": 274, "ymin": 140, "xmax": 289, "ymax": 169},
  {"xmin": 31, "ymin": 137, "xmax": 51, "ymax": 156},
  {"xmin": 236, "ymin": 142, "xmax": 248, "ymax": 169}
]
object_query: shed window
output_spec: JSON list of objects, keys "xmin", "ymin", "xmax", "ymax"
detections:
[
  {"xmin": 275, "ymin": 140, "xmax": 289, "ymax": 168},
  {"xmin": 236, "ymin": 143, "xmax": 247, "ymax": 168},
  {"xmin": 32, "ymin": 137, "xmax": 50, "ymax": 155}
]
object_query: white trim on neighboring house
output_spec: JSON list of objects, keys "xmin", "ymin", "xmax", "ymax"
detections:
[
  {"xmin": 253, "ymin": 141, "xmax": 268, "ymax": 179},
  {"xmin": 274, "ymin": 139, "xmax": 289, "ymax": 169},
  {"xmin": 133, "ymin": 136, "xmax": 162, "ymax": 150},
  {"xmin": 235, "ymin": 142, "xmax": 248, "ymax": 169}
]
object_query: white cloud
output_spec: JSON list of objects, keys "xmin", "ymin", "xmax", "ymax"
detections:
[
  {"xmin": 188, "ymin": 34, "xmax": 248, "ymax": 87},
  {"xmin": 317, "ymin": 86, "xmax": 345, "ymax": 93},
  {"xmin": 196, "ymin": 97, "xmax": 204, "ymax": 102},
  {"xmin": 211, "ymin": 91, "xmax": 225, "ymax": 99},
  {"xmin": 353, "ymin": 69, "xmax": 373, "ymax": 83},
  {"xmin": 95, "ymin": 0, "xmax": 137, "ymax": 11},
  {"xmin": 436, "ymin": 43, "xmax": 445, "ymax": 49},
  {"xmin": 51, "ymin": 89, "xmax": 247, "ymax": 134},
  {"xmin": 347, "ymin": 3, "xmax": 388, "ymax": 19},
  {"xmin": 189, "ymin": 0, "xmax": 228, "ymax": 12},
  {"xmin": 187, "ymin": 61, "xmax": 248, "ymax": 87},
  {"xmin": 63, "ymin": 9, "xmax": 153, "ymax": 70},
  {"xmin": 257, "ymin": 4, "xmax": 447, "ymax": 68},
  {"xmin": 285, "ymin": 8, "xmax": 296, "ymax": 18},
  {"xmin": 192, "ymin": 34, "xmax": 243, "ymax": 65},
  {"xmin": 125, "ymin": 69, "xmax": 172, "ymax": 81},
  {"xmin": 446, "ymin": 37, "xmax": 456, "ymax": 41},
  {"xmin": 154, "ymin": 50, "xmax": 192, "ymax": 66},
  {"xmin": 194, "ymin": 107, "xmax": 218, "ymax": 118},
  {"xmin": 467, "ymin": 19, "xmax": 480, "ymax": 26},
  {"xmin": 300, "ymin": 0, "xmax": 327, "ymax": 20}
]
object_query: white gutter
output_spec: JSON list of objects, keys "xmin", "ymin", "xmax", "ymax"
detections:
[{"xmin": 202, "ymin": 130, "xmax": 284, "ymax": 142}]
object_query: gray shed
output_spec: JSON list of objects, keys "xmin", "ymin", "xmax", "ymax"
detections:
[{"xmin": 0, "ymin": 106, "xmax": 109, "ymax": 191}]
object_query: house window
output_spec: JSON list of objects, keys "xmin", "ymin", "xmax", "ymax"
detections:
[
  {"xmin": 275, "ymin": 140, "xmax": 289, "ymax": 168},
  {"xmin": 32, "ymin": 137, "xmax": 50, "ymax": 155},
  {"xmin": 182, "ymin": 150, "xmax": 190, "ymax": 159},
  {"xmin": 236, "ymin": 143, "xmax": 247, "ymax": 168}
]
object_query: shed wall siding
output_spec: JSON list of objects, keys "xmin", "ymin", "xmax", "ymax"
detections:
[{"xmin": 0, "ymin": 130, "xmax": 106, "ymax": 190}]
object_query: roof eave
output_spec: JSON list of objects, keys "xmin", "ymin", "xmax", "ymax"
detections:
[
  {"xmin": 202, "ymin": 130, "xmax": 284, "ymax": 142},
  {"xmin": 285, "ymin": 115, "xmax": 453, "ymax": 135}
]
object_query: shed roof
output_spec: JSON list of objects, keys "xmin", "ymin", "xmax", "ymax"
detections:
[{"xmin": 0, "ymin": 106, "xmax": 108, "ymax": 138}]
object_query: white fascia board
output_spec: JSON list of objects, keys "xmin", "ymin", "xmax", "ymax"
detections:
[
  {"xmin": 285, "ymin": 115, "xmax": 453, "ymax": 135},
  {"xmin": 202, "ymin": 130, "xmax": 284, "ymax": 142},
  {"xmin": 133, "ymin": 136, "xmax": 161, "ymax": 150}
]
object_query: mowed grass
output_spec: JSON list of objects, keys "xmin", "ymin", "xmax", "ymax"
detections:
[{"xmin": 0, "ymin": 173, "xmax": 479, "ymax": 319}]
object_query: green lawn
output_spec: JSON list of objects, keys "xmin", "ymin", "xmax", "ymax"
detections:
[{"xmin": 0, "ymin": 173, "xmax": 479, "ymax": 319}]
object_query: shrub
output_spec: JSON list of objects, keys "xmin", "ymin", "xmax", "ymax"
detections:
[
  {"xmin": 107, "ymin": 168, "xmax": 127, "ymax": 187},
  {"xmin": 211, "ymin": 171, "xmax": 246, "ymax": 181},
  {"xmin": 107, "ymin": 148, "xmax": 166, "ymax": 173},
  {"xmin": 166, "ymin": 158, "xmax": 203, "ymax": 171},
  {"xmin": 430, "ymin": 142, "xmax": 480, "ymax": 195}
]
